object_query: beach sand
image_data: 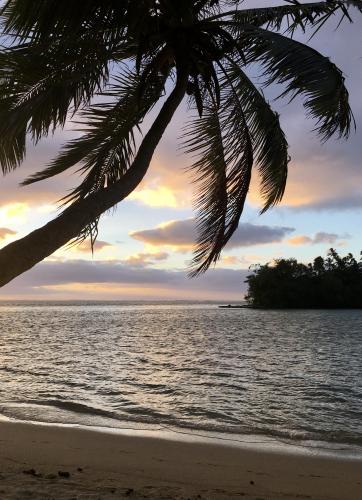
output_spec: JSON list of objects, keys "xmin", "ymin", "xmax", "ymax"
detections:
[{"xmin": 0, "ymin": 420, "xmax": 361, "ymax": 499}]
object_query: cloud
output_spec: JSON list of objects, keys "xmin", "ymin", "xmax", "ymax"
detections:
[
  {"xmin": 1, "ymin": 14, "xmax": 361, "ymax": 223},
  {"xmin": 0, "ymin": 203, "xmax": 30, "ymax": 227},
  {"xmin": 227, "ymin": 223, "xmax": 294, "ymax": 248},
  {"xmin": 131, "ymin": 219, "xmax": 195, "ymax": 249},
  {"xmin": 286, "ymin": 193, "xmax": 362, "ymax": 212},
  {"xmin": 0, "ymin": 131, "xmax": 79, "ymax": 209},
  {"xmin": 0, "ymin": 227, "xmax": 17, "ymax": 240},
  {"xmin": 0, "ymin": 259, "xmax": 249, "ymax": 301},
  {"xmin": 128, "ymin": 185, "xmax": 179, "ymax": 208},
  {"xmin": 137, "ymin": 21, "xmax": 362, "ymax": 216},
  {"xmin": 313, "ymin": 232, "xmax": 348, "ymax": 245},
  {"xmin": 222, "ymin": 256, "xmax": 240, "ymax": 266},
  {"xmin": 131, "ymin": 218, "xmax": 294, "ymax": 250},
  {"xmin": 249, "ymin": 152, "xmax": 362, "ymax": 213},
  {"xmin": 245, "ymin": 15, "xmax": 362, "ymax": 213},
  {"xmin": 288, "ymin": 236, "xmax": 313, "ymax": 246},
  {"xmin": 288, "ymin": 232, "xmax": 350, "ymax": 246},
  {"xmin": 221, "ymin": 254, "xmax": 262, "ymax": 267},
  {"xmin": 125, "ymin": 251, "xmax": 169, "ymax": 267},
  {"xmin": 1, "ymin": 15, "xmax": 361, "ymax": 234},
  {"xmin": 72, "ymin": 240, "xmax": 113, "ymax": 253}
]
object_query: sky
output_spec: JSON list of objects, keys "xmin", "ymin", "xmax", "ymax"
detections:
[{"xmin": 1, "ymin": 2, "xmax": 362, "ymax": 301}]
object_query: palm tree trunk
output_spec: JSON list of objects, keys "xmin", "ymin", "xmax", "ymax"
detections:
[{"xmin": 0, "ymin": 71, "xmax": 188, "ymax": 288}]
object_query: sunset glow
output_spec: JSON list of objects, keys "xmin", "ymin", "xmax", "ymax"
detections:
[{"xmin": 1, "ymin": 7, "xmax": 362, "ymax": 301}]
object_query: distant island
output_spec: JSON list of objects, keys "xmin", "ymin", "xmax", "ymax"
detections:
[{"xmin": 245, "ymin": 249, "xmax": 362, "ymax": 309}]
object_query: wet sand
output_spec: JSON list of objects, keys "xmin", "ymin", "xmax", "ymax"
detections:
[{"xmin": 0, "ymin": 420, "xmax": 361, "ymax": 499}]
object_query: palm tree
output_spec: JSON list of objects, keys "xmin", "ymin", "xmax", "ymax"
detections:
[{"xmin": 0, "ymin": 0, "xmax": 360, "ymax": 287}]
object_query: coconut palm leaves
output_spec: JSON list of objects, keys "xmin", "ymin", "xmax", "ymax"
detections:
[
  {"xmin": 223, "ymin": 1, "xmax": 351, "ymax": 33},
  {"xmin": 224, "ymin": 63, "xmax": 289, "ymax": 213},
  {"xmin": 22, "ymin": 71, "xmax": 167, "ymax": 202},
  {"xmin": 184, "ymin": 92, "xmax": 254, "ymax": 275},
  {"xmin": 239, "ymin": 26, "xmax": 353, "ymax": 140},
  {"xmin": 0, "ymin": 36, "xmax": 131, "ymax": 173},
  {"xmin": 185, "ymin": 10, "xmax": 355, "ymax": 274},
  {"xmin": 0, "ymin": 0, "xmax": 360, "ymax": 278}
]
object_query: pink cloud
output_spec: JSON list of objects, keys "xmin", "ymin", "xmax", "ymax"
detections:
[
  {"xmin": 288, "ymin": 232, "xmax": 349, "ymax": 246},
  {"xmin": 0, "ymin": 227, "xmax": 17, "ymax": 240}
]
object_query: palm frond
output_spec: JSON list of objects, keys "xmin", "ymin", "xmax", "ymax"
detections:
[
  {"xmin": 185, "ymin": 88, "xmax": 253, "ymax": 276},
  {"xmin": 223, "ymin": 61, "xmax": 289, "ymax": 212},
  {"xmin": 227, "ymin": 1, "xmax": 349, "ymax": 34},
  {"xmin": 345, "ymin": 0, "xmax": 362, "ymax": 13},
  {"xmin": 0, "ymin": 37, "xmax": 133, "ymax": 174},
  {"xmin": 22, "ymin": 71, "xmax": 166, "ymax": 204},
  {"xmin": 0, "ymin": 0, "xmax": 359, "ymax": 279},
  {"xmin": 239, "ymin": 26, "xmax": 354, "ymax": 141},
  {"xmin": 0, "ymin": 94, "xmax": 27, "ymax": 173},
  {"xmin": 1, "ymin": 0, "xmax": 128, "ymax": 43},
  {"xmin": 184, "ymin": 105, "xmax": 228, "ymax": 275}
]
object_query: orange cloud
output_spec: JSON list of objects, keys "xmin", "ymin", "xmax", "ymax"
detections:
[
  {"xmin": 276, "ymin": 155, "xmax": 362, "ymax": 210},
  {"xmin": 222, "ymin": 255, "xmax": 240, "ymax": 265},
  {"xmin": 0, "ymin": 259, "xmax": 248, "ymax": 301},
  {"xmin": 221, "ymin": 254, "xmax": 263, "ymax": 267},
  {"xmin": 129, "ymin": 185, "xmax": 178, "ymax": 208},
  {"xmin": 31, "ymin": 282, "xmax": 242, "ymax": 301},
  {"xmin": 288, "ymin": 232, "xmax": 348, "ymax": 246},
  {"xmin": 0, "ymin": 227, "xmax": 17, "ymax": 240},
  {"xmin": 0, "ymin": 203, "xmax": 29, "ymax": 225},
  {"xmin": 288, "ymin": 235, "xmax": 313, "ymax": 246},
  {"xmin": 72, "ymin": 240, "xmax": 113, "ymax": 253},
  {"xmin": 128, "ymin": 152, "xmax": 193, "ymax": 209}
]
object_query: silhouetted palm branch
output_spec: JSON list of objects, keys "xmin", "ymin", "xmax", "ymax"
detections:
[
  {"xmin": 238, "ymin": 25, "xmax": 354, "ymax": 140},
  {"xmin": 185, "ymin": 79, "xmax": 258, "ymax": 275},
  {"xmin": 216, "ymin": 1, "xmax": 351, "ymax": 33},
  {"xmin": 22, "ymin": 71, "xmax": 166, "ymax": 201},
  {"xmin": 0, "ymin": 0, "xmax": 360, "ymax": 278}
]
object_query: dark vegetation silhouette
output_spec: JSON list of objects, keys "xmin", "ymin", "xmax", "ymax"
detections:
[
  {"xmin": 0, "ymin": 1, "xmax": 361, "ymax": 287},
  {"xmin": 245, "ymin": 249, "xmax": 362, "ymax": 308}
]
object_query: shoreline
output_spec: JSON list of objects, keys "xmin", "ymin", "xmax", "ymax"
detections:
[
  {"xmin": 1, "ymin": 413, "xmax": 362, "ymax": 460},
  {"xmin": 0, "ymin": 420, "xmax": 361, "ymax": 499}
]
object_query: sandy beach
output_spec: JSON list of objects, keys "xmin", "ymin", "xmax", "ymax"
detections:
[{"xmin": 0, "ymin": 420, "xmax": 360, "ymax": 499}]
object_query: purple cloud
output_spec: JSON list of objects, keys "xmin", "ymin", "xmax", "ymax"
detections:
[
  {"xmin": 131, "ymin": 219, "xmax": 294, "ymax": 249},
  {"xmin": 0, "ymin": 259, "xmax": 249, "ymax": 300}
]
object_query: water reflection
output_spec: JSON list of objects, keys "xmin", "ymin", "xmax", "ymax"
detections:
[{"xmin": 0, "ymin": 303, "xmax": 361, "ymax": 447}]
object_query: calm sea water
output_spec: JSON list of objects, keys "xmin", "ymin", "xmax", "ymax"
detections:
[{"xmin": 0, "ymin": 302, "xmax": 361, "ymax": 453}]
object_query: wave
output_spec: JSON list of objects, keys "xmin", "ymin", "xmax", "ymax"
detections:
[
  {"xmin": 0, "ymin": 366, "xmax": 50, "ymax": 377},
  {"xmin": 18, "ymin": 399, "xmax": 119, "ymax": 419},
  {"xmin": 2, "ymin": 399, "xmax": 362, "ymax": 451},
  {"xmin": 1, "ymin": 304, "xmax": 361, "ymax": 454}
]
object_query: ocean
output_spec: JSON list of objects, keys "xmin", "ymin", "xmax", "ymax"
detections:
[{"xmin": 0, "ymin": 301, "xmax": 361, "ymax": 455}]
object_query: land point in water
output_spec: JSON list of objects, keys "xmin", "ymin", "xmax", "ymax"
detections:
[{"xmin": 0, "ymin": 301, "xmax": 361, "ymax": 456}]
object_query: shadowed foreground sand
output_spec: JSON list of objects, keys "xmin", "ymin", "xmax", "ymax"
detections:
[{"xmin": 0, "ymin": 420, "xmax": 361, "ymax": 499}]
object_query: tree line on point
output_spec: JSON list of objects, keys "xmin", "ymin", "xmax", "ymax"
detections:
[{"xmin": 245, "ymin": 249, "xmax": 362, "ymax": 309}]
